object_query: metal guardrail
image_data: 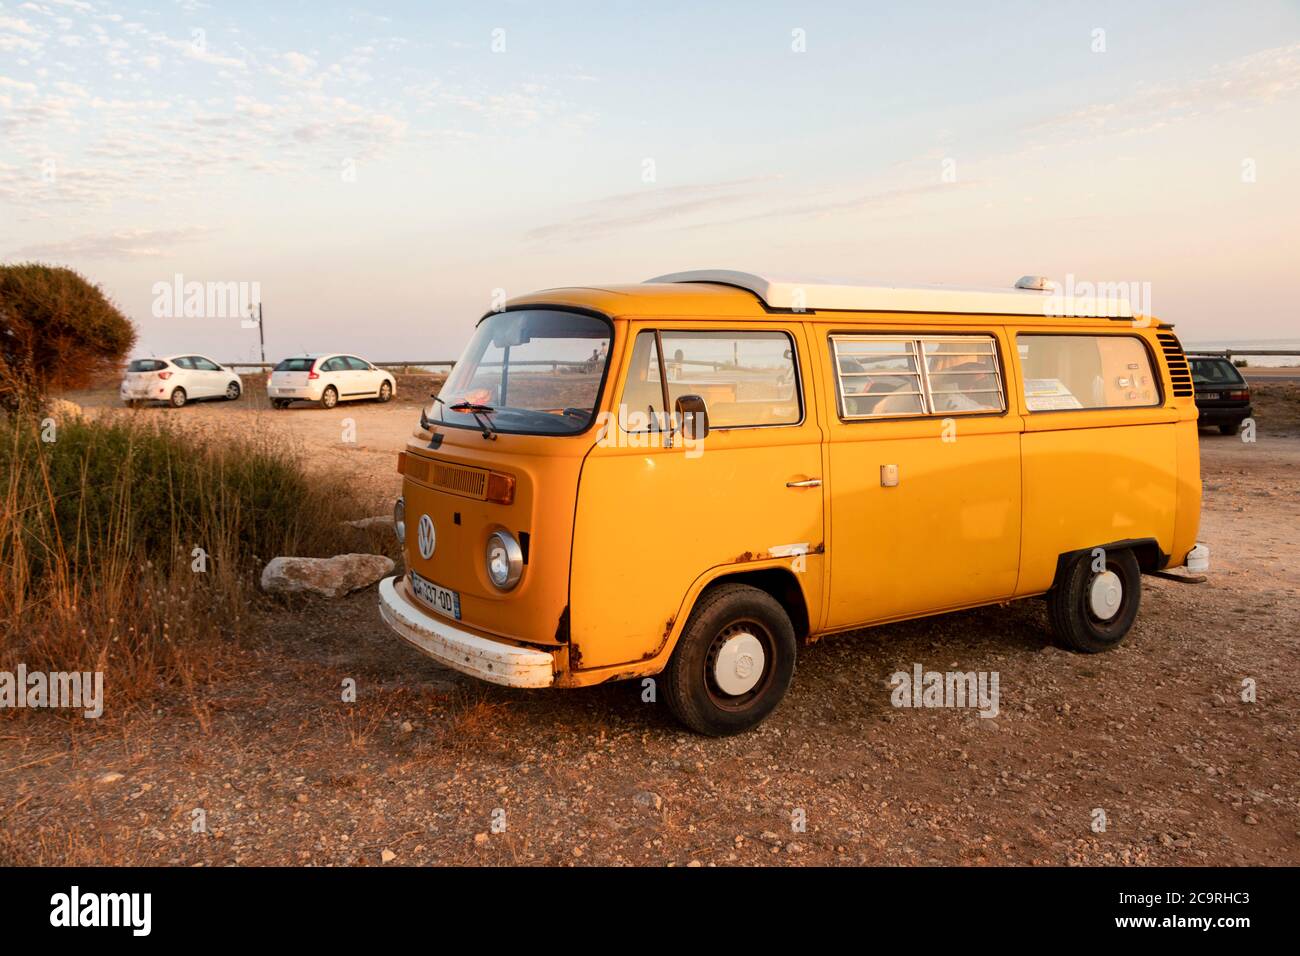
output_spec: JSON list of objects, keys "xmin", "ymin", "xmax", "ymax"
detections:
[
  {"xmin": 217, "ymin": 350, "xmax": 1296, "ymax": 373},
  {"xmin": 223, "ymin": 361, "xmax": 456, "ymax": 373},
  {"xmin": 1185, "ymin": 349, "xmax": 1300, "ymax": 359},
  {"xmin": 222, "ymin": 359, "xmax": 609, "ymax": 373}
]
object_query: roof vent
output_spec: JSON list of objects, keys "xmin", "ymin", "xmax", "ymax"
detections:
[{"xmin": 1015, "ymin": 275, "xmax": 1058, "ymax": 292}]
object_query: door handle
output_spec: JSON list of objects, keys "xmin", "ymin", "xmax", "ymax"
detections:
[{"xmin": 786, "ymin": 478, "xmax": 822, "ymax": 488}]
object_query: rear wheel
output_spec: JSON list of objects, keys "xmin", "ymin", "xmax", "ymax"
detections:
[
  {"xmin": 320, "ymin": 386, "xmax": 338, "ymax": 409},
  {"xmin": 272, "ymin": 399, "xmax": 291, "ymax": 410},
  {"xmin": 225, "ymin": 381, "xmax": 241, "ymax": 401},
  {"xmin": 1047, "ymin": 549, "xmax": 1141, "ymax": 653},
  {"xmin": 661, "ymin": 583, "xmax": 796, "ymax": 736},
  {"xmin": 169, "ymin": 387, "xmax": 187, "ymax": 408},
  {"xmin": 1218, "ymin": 420, "xmax": 1241, "ymax": 436}
]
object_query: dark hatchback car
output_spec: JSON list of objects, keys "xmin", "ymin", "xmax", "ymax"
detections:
[{"xmin": 1188, "ymin": 356, "xmax": 1253, "ymax": 435}]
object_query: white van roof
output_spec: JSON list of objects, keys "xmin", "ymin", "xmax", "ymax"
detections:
[{"xmin": 645, "ymin": 270, "xmax": 1133, "ymax": 319}]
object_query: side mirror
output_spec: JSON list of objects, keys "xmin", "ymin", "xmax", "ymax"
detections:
[{"xmin": 674, "ymin": 394, "xmax": 710, "ymax": 440}]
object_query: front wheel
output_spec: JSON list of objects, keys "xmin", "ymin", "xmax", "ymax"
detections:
[
  {"xmin": 225, "ymin": 381, "xmax": 241, "ymax": 401},
  {"xmin": 378, "ymin": 380, "xmax": 393, "ymax": 403},
  {"xmin": 660, "ymin": 583, "xmax": 796, "ymax": 736},
  {"xmin": 319, "ymin": 386, "xmax": 338, "ymax": 409},
  {"xmin": 1047, "ymin": 548, "xmax": 1141, "ymax": 653}
]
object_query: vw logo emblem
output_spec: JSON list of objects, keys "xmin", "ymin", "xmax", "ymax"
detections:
[{"xmin": 417, "ymin": 514, "xmax": 436, "ymax": 559}]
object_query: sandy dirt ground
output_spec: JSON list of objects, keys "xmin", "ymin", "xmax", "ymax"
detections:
[{"xmin": 1, "ymin": 385, "xmax": 1297, "ymax": 866}]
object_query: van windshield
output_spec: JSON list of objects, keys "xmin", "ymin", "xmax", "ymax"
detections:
[{"xmin": 430, "ymin": 309, "xmax": 612, "ymax": 436}]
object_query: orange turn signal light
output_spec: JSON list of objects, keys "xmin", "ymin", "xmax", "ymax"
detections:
[{"xmin": 485, "ymin": 471, "xmax": 515, "ymax": 505}]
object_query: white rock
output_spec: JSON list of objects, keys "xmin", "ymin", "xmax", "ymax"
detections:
[
  {"xmin": 260, "ymin": 553, "xmax": 395, "ymax": 598},
  {"xmin": 634, "ymin": 790, "xmax": 663, "ymax": 811},
  {"xmin": 380, "ymin": 849, "xmax": 397, "ymax": 864},
  {"xmin": 343, "ymin": 515, "xmax": 395, "ymax": 531},
  {"xmin": 96, "ymin": 772, "xmax": 125, "ymax": 785}
]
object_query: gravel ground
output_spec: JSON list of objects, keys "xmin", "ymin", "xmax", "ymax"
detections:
[{"xmin": 2, "ymin": 394, "xmax": 1296, "ymax": 867}]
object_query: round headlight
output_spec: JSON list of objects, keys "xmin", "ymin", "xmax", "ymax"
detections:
[
  {"xmin": 393, "ymin": 497, "xmax": 406, "ymax": 544},
  {"xmin": 485, "ymin": 530, "xmax": 523, "ymax": 591}
]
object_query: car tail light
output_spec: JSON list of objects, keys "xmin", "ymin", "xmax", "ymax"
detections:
[
  {"xmin": 157, "ymin": 371, "xmax": 172, "ymax": 380},
  {"xmin": 1228, "ymin": 389, "xmax": 1250, "ymax": 401},
  {"xmin": 307, "ymin": 370, "xmax": 319, "ymax": 380},
  {"xmin": 485, "ymin": 471, "xmax": 516, "ymax": 505}
]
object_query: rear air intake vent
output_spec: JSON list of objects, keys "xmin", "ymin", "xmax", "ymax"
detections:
[{"xmin": 1156, "ymin": 332, "xmax": 1194, "ymax": 397}]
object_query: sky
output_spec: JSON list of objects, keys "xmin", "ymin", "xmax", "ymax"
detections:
[{"xmin": 1, "ymin": 0, "xmax": 1298, "ymax": 364}]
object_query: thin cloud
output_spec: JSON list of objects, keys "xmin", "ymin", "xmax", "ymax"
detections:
[
  {"xmin": 1025, "ymin": 41, "xmax": 1300, "ymax": 140},
  {"xmin": 9, "ymin": 226, "xmax": 216, "ymax": 261}
]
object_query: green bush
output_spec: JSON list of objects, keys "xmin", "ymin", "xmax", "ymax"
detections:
[
  {"xmin": 0, "ymin": 411, "xmax": 385, "ymax": 696},
  {"xmin": 0, "ymin": 263, "xmax": 136, "ymax": 411},
  {"xmin": 1, "ymin": 413, "xmax": 358, "ymax": 583}
]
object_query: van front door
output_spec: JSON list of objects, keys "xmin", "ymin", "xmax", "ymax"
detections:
[
  {"xmin": 821, "ymin": 329, "xmax": 1023, "ymax": 628},
  {"xmin": 569, "ymin": 323, "xmax": 825, "ymax": 672}
]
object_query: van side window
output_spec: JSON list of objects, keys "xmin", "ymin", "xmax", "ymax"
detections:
[
  {"xmin": 620, "ymin": 331, "xmax": 672, "ymax": 432},
  {"xmin": 1017, "ymin": 335, "xmax": 1158, "ymax": 410},
  {"xmin": 831, "ymin": 334, "xmax": 1004, "ymax": 418},
  {"xmin": 658, "ymin": 330, "xmax": 800, "ymax": 428}
]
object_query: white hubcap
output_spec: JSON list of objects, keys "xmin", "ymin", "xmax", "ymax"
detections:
[
  {"xmin": 713, "ymin": 631, "xmax": 766, "ymax": 696},
  {"xmin": 1089, "ymin": 570, "xmax": 1123, "ymax": 620}
]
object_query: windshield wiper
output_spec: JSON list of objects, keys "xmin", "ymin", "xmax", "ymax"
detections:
[{"xmin": 450, "ymin": 401, "xmax": 498, "ymax": 439}]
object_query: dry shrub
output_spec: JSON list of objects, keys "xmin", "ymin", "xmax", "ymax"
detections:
[{"xmin": 0, "ymin": 409, "xmax": 373, "ymax": 709}]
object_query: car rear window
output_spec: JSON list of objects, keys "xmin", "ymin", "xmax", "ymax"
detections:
[
  {"xmin": 1189, "ymin": 358, "xmax": 1245, "ymax": 385},
  {"xmin": 127, "ymin": 359, "xmax": 167, "ymax": 372},
  {"xmin": 275, "ymin": 358, "xmax": 315, "ymax": 372}
]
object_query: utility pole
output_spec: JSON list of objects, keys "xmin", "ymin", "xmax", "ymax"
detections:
[{"xmin": 249, "ymin": 302, "xmax": 266, "ymax": 365}]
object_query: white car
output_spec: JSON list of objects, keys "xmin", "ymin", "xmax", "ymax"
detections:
[
  {"xmin": 120, "ymin": 354, "xmax": 242, "ymax": 408},
  {"xmin": 267, "ymin": 353, "xmax": 396, "ymax": 409}
]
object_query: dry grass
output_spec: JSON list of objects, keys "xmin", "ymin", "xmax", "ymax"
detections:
[
  {"xmin": 1251, "ymin": 381, "xmax": 1300, "ymax": 434},
  {"xmin": 0, "ymin": 408, "xmax": 376, "ymax": 713}
]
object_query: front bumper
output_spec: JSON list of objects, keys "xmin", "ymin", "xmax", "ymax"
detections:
[{"xmin": 377, "ymin": 576, "xmax": 555, "ymax": 688}]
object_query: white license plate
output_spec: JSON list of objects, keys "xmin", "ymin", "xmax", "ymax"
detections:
[
  {"xmin": 1203, "ymin": 392, "xmax": 1222, "ymax": 400},
  {"xmin": 409, "ymin": 570, "xmax": 461, "ymax": 621}
]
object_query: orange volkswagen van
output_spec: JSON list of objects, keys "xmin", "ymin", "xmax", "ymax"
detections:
[{"xmin": 378, "ymin": 271, "xmax": 1206, "ymax": 735}]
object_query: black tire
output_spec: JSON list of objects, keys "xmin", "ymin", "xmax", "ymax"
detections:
[
  {"xmin": 225, "ymin": 381, "xmax": 241, "ymax": 401},
  {"xmin": 169, "ymin": 387, "xmax": 187, "ymax": 408},
  {"xmin": 320, "ymin": 386, "xmax": 338, "ymax": 409},
  {"xmin": 124, "ymin": 399, "xmax": 139, "ymax": 409},
  {"xmin": 660, "ymin": 583, "xmax": 796, "ymax": 736},
  {"xmin": 1218, "ymin": 420, "xmax": 1241, "ymax": 436},
  {"xmin": 1047, "ymin": 549, "xmax": 1141, "ymax": 653},
  {"xmin": 378, "ymin": 379, "xmax": 393, "ymax": 403},
  {"xmin": 272, "ymin": 399, "xmax": 290, "ymax": 410}
]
